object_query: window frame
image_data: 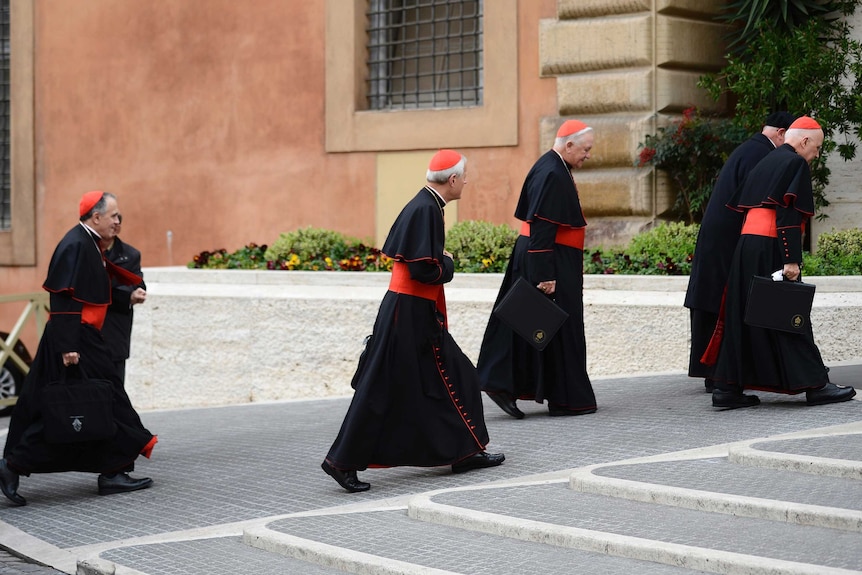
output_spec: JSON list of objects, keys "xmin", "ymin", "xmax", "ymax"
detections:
[
  {"xmin": 325, "ymin": 0, "xmax": 517, "ymax": 152},
  {"xmin": 0, "ymin": 0, "xmax": 35, "ymax": 266}
]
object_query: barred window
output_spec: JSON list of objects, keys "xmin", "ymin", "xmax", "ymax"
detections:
[
  {"xmin": 366, "ymin": 0, "xmax": 482, "ymax": 111},
  {"xmin": 0, "ymin": 0, "xmax": 9, "ymax": 230}
]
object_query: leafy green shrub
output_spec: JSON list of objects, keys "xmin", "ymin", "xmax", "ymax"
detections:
[
  {"xmin": 446, "ymin": 220, "xmax": 518, "ymax": 273},
  {"xmin": 802, "ymin": 228, "xmax": 862, "ymax": 275},
  {"xmin": 189, "ymin": 243, "xmax": 268, "ymax": 269},
  {"xmin": 263, "ymin": 227, "xmax": 391, "ymax": 271},
  {"xmin": 190, "ymin": 228, "xmax": 392, "ymax": 271},
  {"xmin": 586, "ymin": 221, "xmax": 698, "ymax": 275},
  {"xmin": 265, "ymin": 227, "xmax": 356, "ymax": 263}
]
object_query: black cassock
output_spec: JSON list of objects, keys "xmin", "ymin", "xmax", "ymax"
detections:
[
  {"xmin": 103, "ymin": 236, "xmax": 146, "ymax": 383},
  {"xmin": 477, "ymin": 150, "xmax": 596, "ymax": 413},
  {"xmin": 4, "ymin": 224, "xmax": 155, "ymax": 474},
  {"xmin": 684, "ymin": 133, "xmax": 777, "ymax": 379},
  {"xmin": 324, "ymin": 188, "xmax": 489, "ymax": 471},
  {"xmin": 712, "ymin": 144, "xmax": 829, "ymax": 393}
]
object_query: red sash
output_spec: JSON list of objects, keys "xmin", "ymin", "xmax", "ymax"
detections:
[
  {"xmin": 81, "ymin": 303, "xmax": 108, "ymax": 330},
  {"xmin": 520, "ymin": 221, "xmax": 585, "ymax": 249},
  {"xmin": 51, "ymin": 303, "xmax": 108, "ymax": 331},
  {"xmin": 388, "ymin": 261, "xmax": 447, "ymax": 327},
  {"xmin": 741, "ymin": 208, "xmax": 778, "ymax": 238}
]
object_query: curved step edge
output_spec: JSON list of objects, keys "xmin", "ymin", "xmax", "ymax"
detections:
[
  {"xmin": 408, "ymin": 494, "xmax": 859, "ymax": 575},
  {"xmin": 568, "ymin": 465, "xmax": 862, "ymax": 532},
  {"xmin": 243, "ymin": 524, "xmax": 463, "ymax": 575},
  {"xmin": 728, "ymin": 444, "xmax": 862, "ymax": 480}
]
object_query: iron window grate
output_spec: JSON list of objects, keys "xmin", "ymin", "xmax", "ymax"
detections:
[{"xmin": 366, "ymin": 0, "xmax": 483, "ymax": 111}]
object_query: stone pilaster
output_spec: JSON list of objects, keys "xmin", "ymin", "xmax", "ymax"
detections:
[{"xmin": 539, "ymin": 0, "xmax": 730, "ymax": 247}]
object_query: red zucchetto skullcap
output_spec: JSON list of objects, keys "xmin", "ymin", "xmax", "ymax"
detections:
[
  {"xmin": 556, "ymin": 119, "xmax": 591, "ymax": 138},
  {"xmin": 79, "ymin": 190, "xmax": 104, "ymax": 217},
  {"xmin": 789, "ymin": 116, "xmax": 822, "ymax": 130},
  {"xmin": 428, "ymin": 149, "xmax": 462, "ymax": 171}
]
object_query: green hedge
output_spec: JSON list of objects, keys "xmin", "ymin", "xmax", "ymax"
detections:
[
  {"xmin": 189, "ymin": 222, "xmax": 862, "ymax": 275},
  {"xmin": 803, "ymin": 228, "xmax": 862, "ymax": 275},
  {"xmin": 446, "ymin": 220, "xmax": 518, "ymax": 273},
  {"xmin": 587, "ymin": 221, "xmax": 698, "ymax": 275}
]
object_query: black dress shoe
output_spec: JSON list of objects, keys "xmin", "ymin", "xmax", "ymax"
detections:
[
  {"xmin": 451, "ymin": 451, "xmax": 505, "ymax": 474},
  {"xmin": 98, "ymin": 472, "xmax": 153, "ymax": 496},
  {"xmin": 712, "ymin": 389, "xmax": 760, "ymax": 410},
  {"xmin": 486, "ymin": 391, "xmax": 525, "ymax": 419},
  {"xmin": 548, "ymin": 404, "xmax": 597, "ymax": 416},
  {"xmin": 0, "ymin": 459, "xmax": 25, "ymax": 506},
  {"xmin": 806, "ymin": 383, "xmax": 856, "ymax": 406},
  {"xmin": 704, "ymin": 379, "xmax": 715, "ymax": 393},
  {"xmin": 321, "ymin": 461, "xmax": 370, "ymax": 493}
]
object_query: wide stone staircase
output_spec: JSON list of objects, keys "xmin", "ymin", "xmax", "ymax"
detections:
[{"xmin": 227, "ymin": 432, "xmax": 862, "ymax": 575}]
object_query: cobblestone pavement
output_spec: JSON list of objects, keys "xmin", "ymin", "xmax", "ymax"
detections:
[{"xmin": 0, "ymin": 363, "xmax": 860, "ymax": 574}]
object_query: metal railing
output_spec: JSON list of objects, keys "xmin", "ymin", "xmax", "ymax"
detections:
[{"xmin": 0, "ymin": 291, "xmax": 49, "ymax": 407}]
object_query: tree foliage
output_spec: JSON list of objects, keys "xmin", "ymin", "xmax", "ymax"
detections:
[
  {"xmin": 719, "ymin": 0, "xmax": 851, "ymax": 54},
  {"xmin": 700, "ymin": 1, "xmax": 862, "ymax": 213}
]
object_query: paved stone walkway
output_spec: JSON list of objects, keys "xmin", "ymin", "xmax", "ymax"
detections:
[{"xmin": 1, "ymin": 364, "xmax": 860, "ymax": 574}]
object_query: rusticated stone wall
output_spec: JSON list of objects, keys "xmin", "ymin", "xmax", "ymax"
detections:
[{"xmin": 539, "ymin": 0, "xmax": 730, "ymax": 247}]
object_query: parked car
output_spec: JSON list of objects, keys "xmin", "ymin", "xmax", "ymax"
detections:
[{"xmin": 0, "ymin": 332, "xmax": 32, "ymax": 416}]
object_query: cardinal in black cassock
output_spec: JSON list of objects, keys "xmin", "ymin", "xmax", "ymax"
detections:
[
  {"xmin": 477, "ymin": 119, "xmax": 597, "ymax": 419},
  {"xmin": 1, "ymin": 191, "xmax": 156, "ymax": 506},
  {"xmin": 322, "ymin": 150, "xmax": 504, "ymax": 493},
  {"xmin": 707, "ymin": 116, "xmax": 856, "ymax": 409},
  {"xmin": 684, "ymin": 112, "xmax": 795, "ymax": 391}
]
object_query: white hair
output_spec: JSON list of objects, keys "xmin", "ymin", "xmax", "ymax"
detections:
[
  {"xmin": 554, "ymin": 126, "xmax": 593, "ymax": 148},
  {"xmin": 426, "ymin": 155, "xmax": 467, "ymax": 183}
]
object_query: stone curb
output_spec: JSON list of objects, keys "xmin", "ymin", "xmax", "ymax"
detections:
[
  {"xmin": 405, "ymin": 492, "xmax": 857, "ymax": 575},
  {"xmin": 242, "ymin": 525, "xmax": 460, "ymax": 575},
  {"xmin": 568, "ymin": 459, "xmax": 862, "ymax": 532},
  {"xmin": 728, "ymin": 443, "xmax": 862, "ymax": 480},
  {"xmin": 77, "ymin": 556, "xmax": 148, "ymax": 575}
]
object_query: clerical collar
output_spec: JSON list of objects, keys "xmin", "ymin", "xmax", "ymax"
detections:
[
  {"xmin": 553, "ymin": 149, "xmax": 573, "ymax": 170},
  {"xmin": 424, "ymin": 185, "xmax": 447, "ymax": 207},
  {"xmin": 79, "ymin": 221, "xmax": 105, "ymax": 261},
  {"xmin": 80, "ymin": 221, "xmax": 102, "ymax": 240}
]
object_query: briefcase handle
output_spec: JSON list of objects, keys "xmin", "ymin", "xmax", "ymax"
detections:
[{"xmin": 53, "ymin": 363, "xmax": 96, "ymax": 386}]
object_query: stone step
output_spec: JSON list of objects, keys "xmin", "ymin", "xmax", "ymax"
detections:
[
  {"xmin": 573, "ymin": 453, "xmax": 862, "ymax": 531},
  {"xmin": 410, "ymin": 482, "xmax": 862, "ymax": 574},
  {"xmin": 728, "ymin": 434, "xmax": 862, "ymax": 480},
  {"xmin": 80, "ymin": 535, "xmax": 347, "ymax": 575},
  {"xmin": 245, "ymin": 508, "xmax": 713, "ymax": 575}
]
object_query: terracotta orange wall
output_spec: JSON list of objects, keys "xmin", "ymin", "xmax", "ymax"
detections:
[
  {"xmin": 31, "ymin": 0, "xmax": 369, "ymax": 268},
  {"xmin": 458, "ymin": 0, "xmax": 557, "ymax": 225},
  {"xmin": 1, "ymin": 0, "xmax": 557, "ymax": 343}
]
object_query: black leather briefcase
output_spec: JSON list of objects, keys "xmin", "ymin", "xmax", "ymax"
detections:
[
  {"xmin": 41, "ymin": 367, "xmax": 116, "ymax": 444},
  {"xmin": 744, "ymin": 275, "xmax": 815, "ymax": 333},
  {"xmin": 493, "ymin": 277, "xmax": 569, "ymax": 351}
]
